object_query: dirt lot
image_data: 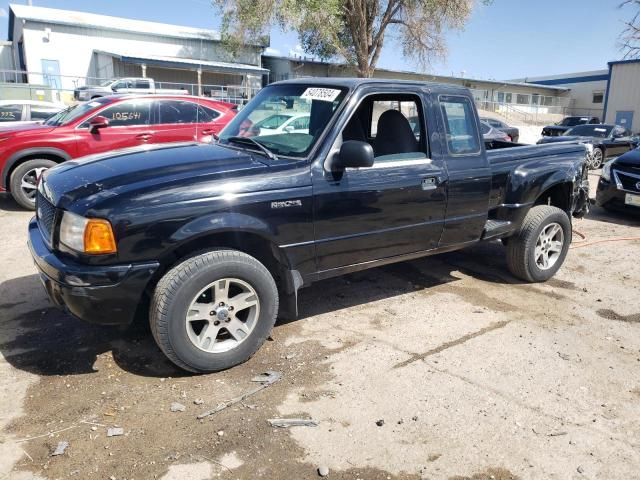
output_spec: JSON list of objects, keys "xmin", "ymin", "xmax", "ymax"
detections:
[{"xmin": 1, "ymin": 175, "xmax": 639, "ymax": 480}]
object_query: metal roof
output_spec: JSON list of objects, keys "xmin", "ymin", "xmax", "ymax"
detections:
[
  {"xmin": 96, "ymin": 50, "xmax": 269, "ymax": 75},
  {"xmin": 8, "ymin": 4, "xmax": 266, "ymax": 45},
  {"xmin": 263, "ymin": 55, "xmax": 570, "ymax": 92}
]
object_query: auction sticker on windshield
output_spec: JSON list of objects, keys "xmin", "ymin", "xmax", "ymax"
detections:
[{"xmin": 301, "ymin": 88, "xmax": 341, "ymax": 102}]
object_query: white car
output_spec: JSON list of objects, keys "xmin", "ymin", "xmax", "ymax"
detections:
[
  {"xmin": 0, "ymin": 100, "xmax": 65, "ymax": 128},
  {"xmin": 254, "ymin": 113, "xmax": 310, "ymax": 136}
]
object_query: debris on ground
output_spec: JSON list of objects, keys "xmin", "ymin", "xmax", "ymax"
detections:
[
  {"xmin": 217, "ymin": 430, "xmax": 224, "ymax": 437},
  {"xmin": 193, "ymin": 399, "xmax": 204, "ymax": 405},
  {"xmin": 107, "ymin": 427, "xmax": 124, "ymax": 437},
  {"xmin": 267, "ymin": 418, "xmax": 319, "ymax": 428},
  {"xmin": 577, "ymin": 466, "xmax": 585, "ymax": 474},
  {"xmin": 170, "ymin": 402, "xmax": 186, "ymax": 412},
  {"xmin": 375, "ymin": 419, "xmax": 385, "ymax": 427},
  {"xmin": 197, "ymin": 371, "xmax": 282, "ymax": 420},
  {"xmin": 318, "ymin": 465, "xmax": 330, "ymax": 477},
  {"xmin": 51, "ymin": 441, "xmax": 69, "ymax": 456}
]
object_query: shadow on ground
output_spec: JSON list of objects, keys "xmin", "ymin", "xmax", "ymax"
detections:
[{"xmin": 0, "ymin": 241, "xmax": 517, "ymax": 378}]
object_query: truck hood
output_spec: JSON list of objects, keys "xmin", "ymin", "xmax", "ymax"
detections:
[
  {"xmin": 614, "ymin": 148, "xmax": 640, "ymax": 168},
  {"xmin": 41, "ymin": 142, "xmax": 271, "ymax": 210}
]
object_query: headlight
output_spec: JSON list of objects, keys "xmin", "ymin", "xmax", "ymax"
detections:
[
  {"xmin": 601, "ymin": 161, "xmax": 612, "ymax": 182},
  {"xmin": 59, "ymin": 211, "xmax": 117, "ymax": 254}
]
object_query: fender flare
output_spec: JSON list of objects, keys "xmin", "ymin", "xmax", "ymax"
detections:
[{"xmin": 1, "ymin": 147, "xmax": 71, "ymax": 190}]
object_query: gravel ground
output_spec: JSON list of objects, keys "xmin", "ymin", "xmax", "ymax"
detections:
[{"xmin": 1, "ymin": 176, "xmax": 639, "ymax": 480}]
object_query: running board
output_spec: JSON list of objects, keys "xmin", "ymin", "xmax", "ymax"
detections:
[{"xmin": 482, "ymin": 219, "xmax": 512, "ymax": 240}]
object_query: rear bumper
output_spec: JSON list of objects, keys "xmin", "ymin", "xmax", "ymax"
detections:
[{"xmin": 28, "ymin": 218, "xmax": 159, "ymax": 325}]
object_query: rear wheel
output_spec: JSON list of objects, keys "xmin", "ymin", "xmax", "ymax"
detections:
[
  {"xmin": 506, "ymin": 205, "xmax": 571, "ymax": 282},
  {"xmin": 9, "ymin": 159, "xmax": 56, "ymax": 210},
  {"xmin": 150, "ymin": 250, "xmax": 278, "ymax": 373}
]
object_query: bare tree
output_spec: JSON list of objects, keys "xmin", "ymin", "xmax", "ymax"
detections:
[
  {"xmin": 620, "ymin": 0, "xmax": 640, "ymax": 58},
  {"xmin": 212, "ymin": 0, "xmax": 490, "ymax": 77}
]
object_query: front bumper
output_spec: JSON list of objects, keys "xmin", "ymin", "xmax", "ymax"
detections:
[
  {"xmin": 28, "ymin": 218, "xmax": 159, "ymax": 325},
  {"xmin": 596, "ymin": 178, "xmax": 640, "ymax": 213}
]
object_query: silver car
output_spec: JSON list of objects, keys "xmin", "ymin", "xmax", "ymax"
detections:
[{"xmin": 0, "ymin": 100, "xmax": 65, "ymax": 128}]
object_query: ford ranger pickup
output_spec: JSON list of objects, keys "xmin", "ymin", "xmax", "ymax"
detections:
[{"xmin": 29, "ymin": 79, "xmax": 590, "ymax": 373}]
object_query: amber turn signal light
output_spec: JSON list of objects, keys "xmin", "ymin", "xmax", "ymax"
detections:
[{"xmin": 84, "ymin": 219, "xmax": 117, "ymax": 254}]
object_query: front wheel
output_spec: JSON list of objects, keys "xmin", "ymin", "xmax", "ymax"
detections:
[
  {"xmin": 150, "ymin": 250, "xmax": 278, "ymax": 373},
  {"xmin": 9, "ymin": 159, "xmax": 56, "ymax": 210},
  {"xmin": 590, "ymin": 147, "xmax": 604, "ymax": 169},
  {"xmin": 505, "ymin": 205, "xmax": 571, "ymax": 282}
]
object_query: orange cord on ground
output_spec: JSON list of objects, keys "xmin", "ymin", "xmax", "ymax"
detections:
[{"xmin": 571, "ymin": 228, "xmax": 640, "ymax": 249}]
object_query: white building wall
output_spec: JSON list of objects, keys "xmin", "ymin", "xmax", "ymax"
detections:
[
  {"xmin": 605, "ymin": 62, "xmax": 640, "ymax": 132},
  {"xmin": 18, "ymin": 21, "xmax": 261, "ymax": 90},
  {"xmin": 0, "ymin": 42, "xmax": 15, "ymax": 71}
]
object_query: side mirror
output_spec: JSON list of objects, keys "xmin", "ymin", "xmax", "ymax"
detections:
[
  {"xmin": 89, "ymin": 115, "xmax": 109, "ymax": 133},
  {"xmin": 334, "ymin": 140, "xmax": 374, "ymax": 169}
]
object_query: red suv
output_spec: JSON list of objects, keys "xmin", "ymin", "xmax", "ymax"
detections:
[{"xmin": 0, "ymin": 95, "xmax": 236, "ymax": 209}]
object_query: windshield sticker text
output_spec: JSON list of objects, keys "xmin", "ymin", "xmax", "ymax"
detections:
[
  {"xmin": 301, "ymin": 88, "xmax": 341, "ymax": 102},
  {"xmin": 111, "ymin": 111, "xmax": 142, "ymax": 121}
]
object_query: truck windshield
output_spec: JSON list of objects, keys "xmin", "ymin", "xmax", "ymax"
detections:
[
  {"xmin": 560, "ymin": 117, "xmax": 589, "ymax": 127},
  {"xmin": 218, "ymin": 84, "xmax": 348, "ymax": 158},
  {"xmin": 44, "ymin": 98, "xmax": 111, "ymax": 126}
]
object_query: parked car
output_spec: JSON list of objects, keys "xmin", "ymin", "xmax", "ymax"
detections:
[
  {"xmin": 0, "ymin": 95, "xmax": 236, "ymax": 209},
  {"xmin": 0, "ymin": 100, "xmax": 65, "ymax": 127},
  {"xmin": 480, "ymin": 120, "xmax": 511, "ymax": 142},
  {"xmin": 541, "ymin": 116, "xmax": 600, "ymax": 137},
  {"xmin": 596, "ymin": 148, "xmax": 640, "ymax": 213},
  {"xmin": 29, "ymin": 78, "xmax": 590, "ymax": 373},
  {"xmin": 480, "ymin": 117, "xmax": 519, "ymax": 142},
  {"xmin": 74, "ymin": 78, "xmax": 188, "ymax": 101},
  {"xmin": 253, "ymin": 113, "xmax": 310, "ymax": 136},
  {"xmin": 537, "ymin": 124, "xmax": 639, "ymax": 168}
]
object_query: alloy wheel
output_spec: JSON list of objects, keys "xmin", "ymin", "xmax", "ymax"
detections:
[{"xmin": 534, "ymin": 222, "xmax": 564, "ymax": 270}]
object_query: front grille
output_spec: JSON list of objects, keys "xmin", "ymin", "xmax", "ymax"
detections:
[
  {"xmin": 36, "ymin": 192, "xmax": 56, "ymax": 241},
  {"xmin": 613, "ymin": 169, "xmax": 640, "ymax": 193}
]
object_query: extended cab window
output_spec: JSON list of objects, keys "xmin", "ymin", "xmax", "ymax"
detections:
[
  {"xmin": 0, "ymin": 104, "xmax": 23, "ymax": 122},
  {"xmin": 134, "ymin": 80, "xmax": 151, "ymax": 89},
  {"xmin": 440, "ymin": 96, "xmax": 481, "ymax": 155},
  {"xmin": 92, "ymin": 100, "xmax": 151, "ymax": 127}
]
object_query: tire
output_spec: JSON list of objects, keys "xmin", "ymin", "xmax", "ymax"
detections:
[
  {"xmin": 590, "ymin": 147, "xmax": 604, "ymax": 169},
  {"xmin": 150, "ymin": 250, "xmax": 279, "ymax": 373},
  {"xmin": 9, "ymin": 159, "xmax": 57, "ymax": 210},
  {"xmin": 505, "ymin": 205, "xmax": 571, "ymax": 282}
]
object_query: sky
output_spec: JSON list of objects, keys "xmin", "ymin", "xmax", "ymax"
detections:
[{"xmin": 0, "ymin": 0, "xmax": 633, "ymax": 80}]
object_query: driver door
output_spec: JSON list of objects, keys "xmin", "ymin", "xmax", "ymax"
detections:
[{"xmin": 311, "ymin": 91, "xmax": 447, "ymax": 273}]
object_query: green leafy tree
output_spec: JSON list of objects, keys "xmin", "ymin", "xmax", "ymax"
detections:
[{"xmin": 212, "ymin": 0, "xmax": 489, "ymax": 77}]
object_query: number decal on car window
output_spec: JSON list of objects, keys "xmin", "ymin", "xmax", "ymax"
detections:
[
  {"xmin": 0, "ymin": 111, "xmax": 16, "ymax": 118},
  {"xmin": 111, "ymin": 111, "xmax": 142, "ymax": 121}
]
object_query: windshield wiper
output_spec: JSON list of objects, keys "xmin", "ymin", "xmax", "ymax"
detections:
[{"xmin": 226, "ymin": 136, "xmax": 278, "ymax": 161}]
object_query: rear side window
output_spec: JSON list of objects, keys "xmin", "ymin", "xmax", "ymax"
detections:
[
  {"xmin": 0, "ymin": 104, "xmax": 23, "ymax": 122},
  {"xmin": 156, "ymin": 100, "xmax": 220, "ymax": 124},
  {"xmin": 97, "ymin": 100, "xmax": 151, "ymax": 126},
  {"xmin": 30, "ymin": 106, "xmax": 60, "ymax": 120},
  {"xmin": 134, "ymin": 80, "xmax": 151, "ymax": 89},
  {"xmin": 439, "ymin": 96, "xmax": 481, "ymax": 155}
]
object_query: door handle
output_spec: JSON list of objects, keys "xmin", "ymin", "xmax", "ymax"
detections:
[
  {"xmin": 136, "ymin": 133, "xmax": 153, "ymax": 141},
  {"xmin": 201, "ymin": 128, "xmax": 216, "ymax": 135},
  {"xmin": 421, "ymin": 176, "xmax": 443, "ymax": 191}
]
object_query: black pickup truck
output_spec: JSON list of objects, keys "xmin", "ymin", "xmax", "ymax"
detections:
[{"xmin": 29, "ymin": 79, "xmax": 590, "ymax": 372}]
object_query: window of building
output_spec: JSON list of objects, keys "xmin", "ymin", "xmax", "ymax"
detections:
[
  {"xmin": 592, "ymin": 91, "xmax": 604, "ymax": 104},
  {"xmin": 505, "ymin": 93, "xmax": 512, "ymax": 103},
  {"xmin": 496, "ymin": 92, "xmax": 505, "ymax": 103},
  {"xmin": 439, "ymin": 95, "xmax": 481, "ymax": 155},
  {"xmin": 516, "ymin": 94, "xmax": 530, "ymax": 105}
]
